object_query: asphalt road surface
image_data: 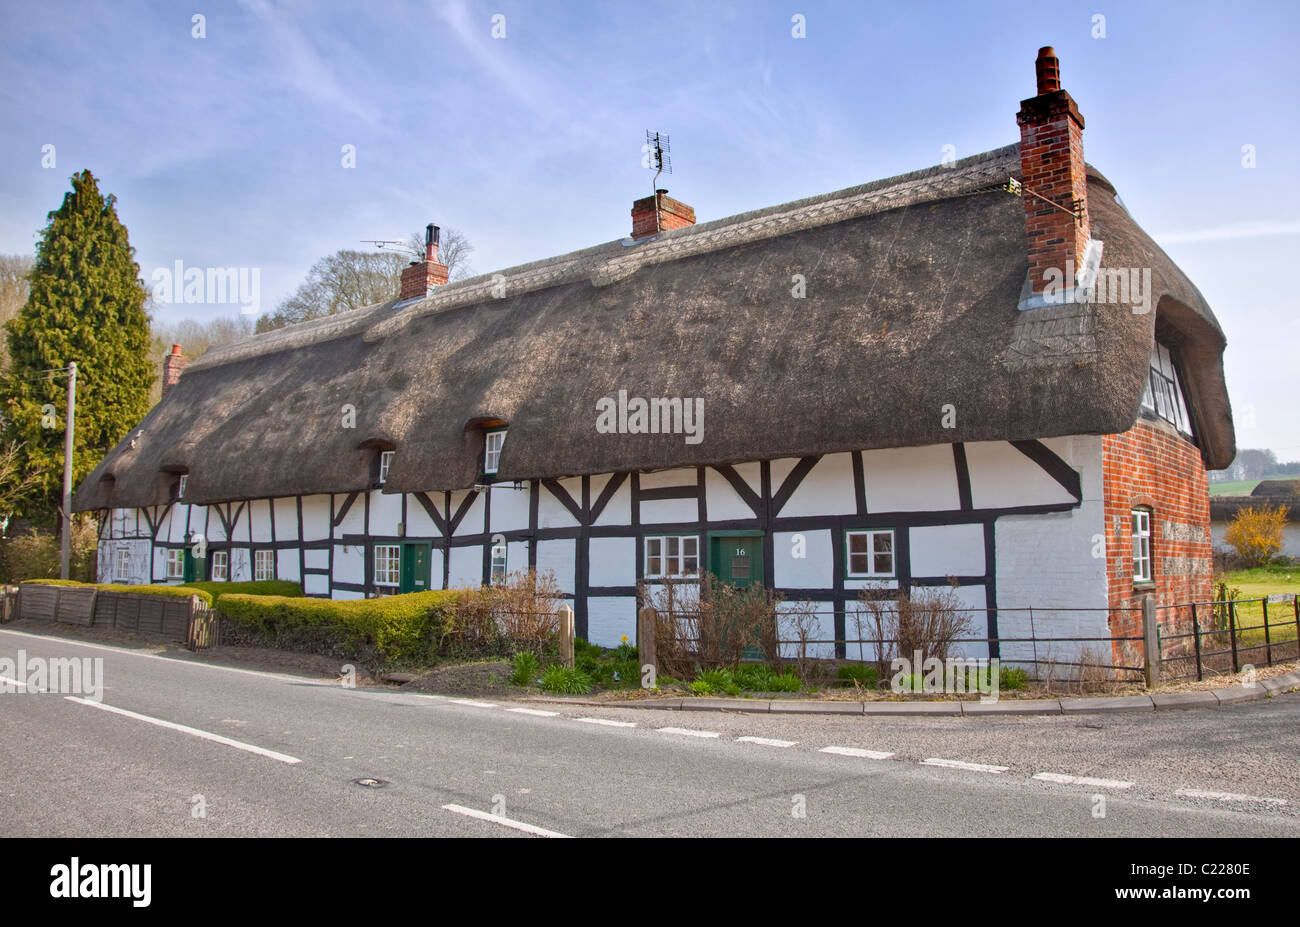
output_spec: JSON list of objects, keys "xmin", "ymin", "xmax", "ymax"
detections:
[{"xmin": 2, "ymin": 626, "xmax": 1297, "ymax": 838}]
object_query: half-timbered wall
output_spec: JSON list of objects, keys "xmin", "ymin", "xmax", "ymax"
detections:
[{"xmin": 98, "ymin": 437, "xmax": 1110, "ymax": 656}]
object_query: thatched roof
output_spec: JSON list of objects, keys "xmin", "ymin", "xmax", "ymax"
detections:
[{"xmin": 74, "ymin": 145, "xmax": 1235, "ymax": 511}]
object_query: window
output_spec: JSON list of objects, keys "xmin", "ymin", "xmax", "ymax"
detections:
[
  {"xmin": 166, "ymin": 548, "xmax": 184, "ymax": 580},
  {"xmin": 644, "ymin": 535, "xmax": 699, "ymax": 579},
  {"xmin": 115, "ymin": 548, "xmax": 131, "ymax": 581},
  {"xmin": 374, "ymin": 545, "xmax": 400, "ymax": 588},
  {"xmin": 484, "ymin": 429, "xmax": 506, "ymax": 476},
  {"xmin": 378, "ymin": 451, "xmax": 394, "ymax": 485},
  {"xmin": 1132, "ymin": 508, "xmax": 1152, "ymax": 583},
  {"xmin": 254, "ymin": 549, "xmax": 275, "ymax": 582},
  {"xmin": 491, "ymin": 541, "xmax": 507, "ymax": 584},
  {"xmin": 1140, "ymin": 343, "xmax": 1194, "ymax": 437},
  {"xmin": 210, "ymin": 550, "xmax": 228, "ymax": 582},
  {"xmin": 177, "ymin": 475, "xmax": 188, "ymax": 498},
  {"xmin": 846, "ymin": 530, "xmax": 895, "ymax": 578}
]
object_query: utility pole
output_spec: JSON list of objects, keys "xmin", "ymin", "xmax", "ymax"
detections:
[{"xmin": 60, "ymin": 361, "xmax": 76, "ymax": 580}]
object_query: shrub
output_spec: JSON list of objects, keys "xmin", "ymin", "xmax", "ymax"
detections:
[
  {"xmin": 218, "ymin": 590, "xmax": 462, "ymax": 663},
  {"xmin": 0, "ymin": 517, "xmax": 97, "ymax": 584},
  {"xmin": 185, "ymin": 580, "xmax": 301, "ymax": 608},
  {"xmin": 640, "ymin": 575, "xmax": 781, "ymax": 677},
  {"xmin": 510, "ymin": 651, "xmax": 540, "ymax": 687},
  {"xmin": 539, "ymin": 664, "xmax": 593, "ymax": 695},
  {"xmin": 1225, "ymin": 505, "xmax": 1288, "ymax": 568},
  {"xmin": 837, "ymin": 664, "xmax": 879, "ymax": 687},
  {"xmin": 692, "ymin": 667, "xmax": 740, "ymax": 697},
  {"xmin": 24, "ymin": 578, "xmax": 215, "ymax": 606},
  {"xmin": 856, "ymin": 583, "xmax": 974, "ymax": 681},
  {"xmin": 999, "ymin": 665, "xmax": 1029, "ymax": 690}
]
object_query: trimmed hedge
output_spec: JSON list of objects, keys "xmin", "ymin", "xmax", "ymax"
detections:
[
  {"xmin": 23, "ymin": 579, "xmax": 304, "ymax": 609},
  {"xmin": 217, "ymin": 590, "xmax": 464, "ymax": 664}
]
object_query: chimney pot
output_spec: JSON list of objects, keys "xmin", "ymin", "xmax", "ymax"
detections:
[
  {"xmin": 400, "ymin": 220, "xmax": 450, "ymax": 300},
  {"xmin": 162, "ymin": 344, "xmax": 188, "ymax": 399},
  {"xmin": 1017, "ymin": 47, "xmax": 1091, "ymax": 298}
]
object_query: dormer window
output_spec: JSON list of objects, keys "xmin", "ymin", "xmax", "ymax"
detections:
[
  {"xmin": 178, "ymin": 475, "xmax": 188, "ymax": 498},
  {"xmin": 378, "ymin": 451, "xmax": 394, "ymax": 485},
  {"xmin": 484, "ymin": 429, "xmax": 506, "ymax": 476},
  {"xmin": 1141, "ymin": 343, "xmax": 1194, "ymax": 437}
]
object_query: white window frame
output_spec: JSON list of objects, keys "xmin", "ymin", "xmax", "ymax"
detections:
[
  {"xmin": 254, "ymin": 549, "xmax": 275, "ymax": 582},
  {"xmin": 378, "ymin": 451, "xmax": 394, "ymax": 485},
  {"xmin": 491, "ymin": 541, "xmax": 508, "ymax": 585},
  {"xmin": 1140, "ymin": 343, "xmax": 1194, "ymax": 437},
  {"xmin": 177, "ymin": 475, "xmax": 188, "ymax": 498},
  {"xmin": 374, "ymin": 545, "xmax": 400, "ymax": 589},
  {"xmin": 484, "ymin": 429, "xmax": 506, "ymax": 476},
  {"xmin": 115, "ymin": 548, "xmax": 131, "ymax": 581},
  {"xmin": 846, "ymin": 529, "xmax": 895, "ymax": 579},
  {"xmin": 644, "ymin": 534, "xmax": 700, "ymax": 579},
  {"xmin": 1132, "ymin": 508, "xmax": 1153, "ymax": 584},
  {"xmin": 165, "ymin": 548, "xmax": 184, "ymax": 580},
  {"xmin": 210, "ymin": 550, "xmax": 229, "ymax": 582}
]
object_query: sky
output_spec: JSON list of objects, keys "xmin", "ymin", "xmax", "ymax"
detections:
[{"xmin": 0, "ymin": 0, "xmax": 1297, "ymax": 460}]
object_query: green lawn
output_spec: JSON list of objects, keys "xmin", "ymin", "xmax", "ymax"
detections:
[
  {"xmin": 1220, "ymin": 564, "xmax": 1299, "ymax": 646},
  {"xmin": 1209, "ymin": 479, "xmax": 1262, "ymax": 496}
]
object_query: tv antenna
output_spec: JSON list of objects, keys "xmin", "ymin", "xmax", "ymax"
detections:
[
  {"xmin": 645, "ymin": 130, "xmax": 671, "ymax": 194},
  {"xmin": 360, "ymin": 237, "xmax": 409, "ymax": 251}
]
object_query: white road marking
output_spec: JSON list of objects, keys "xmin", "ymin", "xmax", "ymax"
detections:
[
  {"xmin": 574, "ymin": 717, "xmax": 636, "ymax": 727},
  {"xmin": 65, "ymin": 696, "xmax": 301, "ymax": 765},
  {"xmin": 819, "ymin": 746, "xmax": 895, "ymax": 760},
  {"xmin": 657, "ymin": 727, "xmax": 721, "ymax": 738},
  {"xmin": 736, "ymin": 736, "xmax": 797, "ymax": 748},
  {"xmin": 1175, "ymin": 788, "xmax": 1288, "ymax": 806},
  {"xmin": 449, "ymin": 699, "xmax": 497, "ymax": 708},
  {"xmin": 921, "ymin": 757, "xmax": 1009, "ymax": 774},
  {"xmin": 1033, "ymin": 772, "xmax": 1134, "ymax": 789},
  {"xmin": 506, "ymin": 708, "xmax": 560, "ymax": 717},
  {"xmin": 441, "ymin": 803, "xmax": 571, "ymax": 838}
]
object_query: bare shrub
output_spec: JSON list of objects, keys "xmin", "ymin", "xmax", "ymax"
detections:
[
  {"xmin": 856, "ymin": 582, "xmax": 973, "ymax": 680},
  {"xmin": 778, "ymin": 601, "xmax": 822, "ymax": 682},
  {"xmin": 1075, "ymin": 644, "xmax": 1112, "ymax": 692},
  {"xmin": 639, "ymin": 575, "xmax": 781, "ymax": 676},
  {"xmin": 638, "ymin": 579, "xmax": 698, "ymax": 680},
  {"xmin": 437, "ymin": 569, "xmax": 562, "ymax": 659}
]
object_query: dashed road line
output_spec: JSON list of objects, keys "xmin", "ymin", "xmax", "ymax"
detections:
[
  {"xmin": 1033, "ymin": 772, "xmax": 1134, "ymax": 789},
  {"xmin": 441, "ymin": 803, "xmax": 571, "ymax": 838},
  {"xmin": 1175, "ymin": 788, "xmax": 1288, "ymax": 806},
  {"xmin": 506, "ymin": 708, "xmax": 560, "ymax": 717},
  {"xmin": 65, "ymin": 696, "xmax": 301, "ymax": 765},
  {"xmin": 921, "ymin": 757, "xmax": 1009, "ymax": 774},
  {"xmin": 736, "ymin": 736, "xmax": 797, "ymax": 748},
  {"xmin": 657, "ymin": 727, "xmax": 720, "ymax": 738},
  {"xmin": 574, "ymin": 717, "xmax": 636, "ymax": 727},
  {"xmin": 820, "ymin": 746, "xmax": 896, "ymax": 760}
]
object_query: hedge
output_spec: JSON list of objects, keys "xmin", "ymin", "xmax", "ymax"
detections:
[
  {"xmin": 217, "ymin": 590, "xmax": 464, "ymax": 664},
  {"xmin": 22, "ymin": 579, "xmax": 304, "ymax": 609}
]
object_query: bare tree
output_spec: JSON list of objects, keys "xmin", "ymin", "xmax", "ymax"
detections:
[
  {"xmin": 0, "ymin": 440, "xmax": 42, "ymax": 533},
  {"xmin": 0, "ymin": 254, "xmax": 35, "ymax": 373},
  {"xmin": 256, "ymin": 228, "xmax": 475, "ymax": 334},
  {"xmin": 146, "ymin": 308, "xmax": 256, "ymax": 403}
]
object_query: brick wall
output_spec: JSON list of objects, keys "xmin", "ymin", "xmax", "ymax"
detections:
[{"xmin": 1102, "ymin": 419, "xmax": 1214, "ymax": 666}]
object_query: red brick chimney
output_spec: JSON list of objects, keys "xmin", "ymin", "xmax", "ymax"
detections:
[
  {"xmin": 162, "ymin": 343, "xmax": 187, "ymax": 398},
  {"xmin": 1016, "ymin": 47, "xmax": 1092, "ymax": 296},
  {"xmin": 631, "ymin": 189, "xmax": 696, "ymax": 239},
  {"xmin": 399, "ymin": 222, "xmax": 450, "ymax": 301}
]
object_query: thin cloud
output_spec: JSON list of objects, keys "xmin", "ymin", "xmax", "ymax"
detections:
[{"xmin": 1155, "ymin": 220, "xmax": 1300, "ymax": 244}]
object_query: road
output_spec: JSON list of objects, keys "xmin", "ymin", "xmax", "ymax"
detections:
[{"xmin": 2, "ymin": 626, "xmax": 1297, "ymax": 838}]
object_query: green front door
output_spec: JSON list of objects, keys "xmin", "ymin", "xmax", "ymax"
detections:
[
  {"xmin": 400, "ymin": 542, "xmax": 432, "ymax": 594},
  {"xmin": 708, "ymin": 533, "xmax": 767, "ymax": 660},
  {"xmin": 182, "ymin": 547, "xmax": 198, "ymax": 583},
  {"xmin": 709, "ymin": 534, "xmax": 764, "ymax": 588}
]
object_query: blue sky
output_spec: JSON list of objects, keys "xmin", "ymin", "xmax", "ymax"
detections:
[{"xmin": 1, "ymin": 0, "xmax": 1297, "ymax": 458}]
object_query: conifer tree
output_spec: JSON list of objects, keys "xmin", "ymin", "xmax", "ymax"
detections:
[{"xmin": 3, "ymin": 170, "xmax": 152, "ymax": 523}]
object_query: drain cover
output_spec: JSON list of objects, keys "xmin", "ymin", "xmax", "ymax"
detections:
[{"xmin": 353, "ymin": 777, "xmax": 389, "ymax": 789}]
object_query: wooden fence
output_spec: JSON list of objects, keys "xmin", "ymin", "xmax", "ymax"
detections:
[{"xmin": 10, "ymin": 583, "xmax": 209, "ymax": 648}]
